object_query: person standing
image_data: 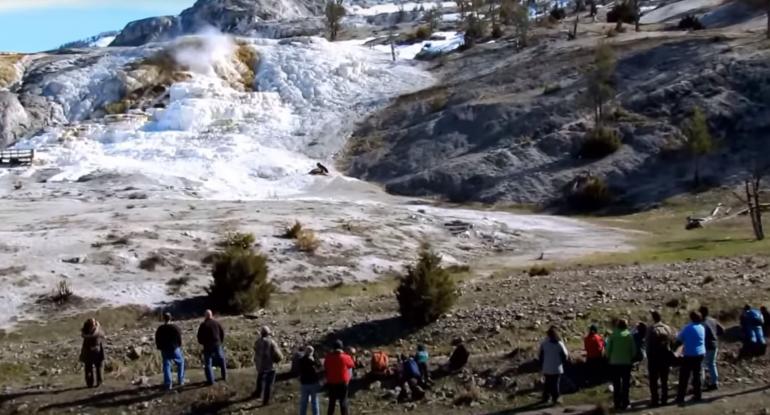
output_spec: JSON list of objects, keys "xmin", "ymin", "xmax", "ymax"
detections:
[
  {"xmin": 254, "ymin": 326, "xmax": 284, "ymax": 406},
  {"xmin": 583, "ymin": 324, "xmax": 605, "ymax": 385},
  {"xmin": 539, "ymin": 326, "xmax": 569, "ymax": 405},
  {"xmin": 699, "ymin": 306, "xmax": 724, "ymax": 391},
  {"xmin": 80, "ymin": 318, "xmax": 105, "ymax": 388},
  {"xmin": 324, "ymin": 340, "xmax": 355, "ymax": 415},
  {"xmin": 299, "ymin": 346, "xmax": 322, "ymax": 415},
  {"xmin": 646, "ymin": 311, "xmax": 675, "ymax": 407},
  {"xmin": 197, "ymin": 310, "xmax": 227, "ymax": 385},
  {"xmin": 676, "ymin": 311, "xmax": 706, "ymax": 404},
  {"xmin": 606, "ymin": 319, "xmax": 636, "ymax": 410},
  {"xmin": 155, "ymin": 312, "xmax": 185, "ymax": 390}
]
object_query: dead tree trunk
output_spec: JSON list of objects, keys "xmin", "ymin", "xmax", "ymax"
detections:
[{"xmin": 745, "ymin": 179, "xmax": 765, "ymax": 240}]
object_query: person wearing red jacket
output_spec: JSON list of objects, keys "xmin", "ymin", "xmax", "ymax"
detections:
[
  {"xmin": 324, "ymin": 340, "xmax": 355, "ymax": 415},
  {"xmin": 584, "ymin": 324, "xmax": 606, "ymax": 385}
]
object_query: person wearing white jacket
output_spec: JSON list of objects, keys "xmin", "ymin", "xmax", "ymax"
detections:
[{"xmin": 539, "ymin": 326, "xmax": 569, "ymax": 405}]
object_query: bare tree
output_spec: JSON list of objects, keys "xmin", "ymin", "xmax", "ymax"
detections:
[
  {"xmin": 733, "ymin": 165, "xmax": 766, "ymax": 241},
  {"xmin": 325, "ymin": 0, "xmax": 346, "ymax": 41}
]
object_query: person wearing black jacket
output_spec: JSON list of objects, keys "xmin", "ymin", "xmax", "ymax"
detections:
[
  {"xmin": 197, "ymin": 309, "xmax": 227, "ymax": 385},
  {"xmin": 155, "ymin": 312, "xmax": 184, "ymax": 390},
  {"xmin": 298, "ymin": 346, "xmax": 321, "ymax": 415}
]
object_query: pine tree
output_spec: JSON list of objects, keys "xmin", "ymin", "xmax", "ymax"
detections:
[
  {"xmin": 684, "ymin": 107, "xmax": 714, "ymax": 188},
  {"xmin": 396, "ymin": 247, "xmax": 458, "ymax": 326}
]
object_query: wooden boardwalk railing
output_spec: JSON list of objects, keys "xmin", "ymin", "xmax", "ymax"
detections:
[{"xmin": 0, "ymin": 149, "xmax": 34, "ymax": 167}]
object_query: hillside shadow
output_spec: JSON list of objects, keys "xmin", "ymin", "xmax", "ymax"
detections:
[
  {"xmin": 0, "ymin": 386, "xmax": 87, "ymax": 404},
  {"xmin": 156, "ymin": 296, "xmax": 210, "ymax": 320},
  {"xmin": 37, "ymin": 382, "xmax": 208, "ymax": 412},
  {"xmin": 319, "ymin": 316, "xmax": 419, "ymax": 350}
]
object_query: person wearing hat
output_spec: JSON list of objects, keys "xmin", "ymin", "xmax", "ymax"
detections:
[
  {"xmin": 254, "ymin": 326, "xmax": 284, "ymax": 406},
  {"xmin": 324, "ymin": 339, "xmax": 355, "ymax": 415},
  {"xmin": 583, "ymin": 324, "xmax": 605, "ymax": 385},
  {"xmin": 155, "ymin": 312, "xmax": 184, "ymax": 390}
]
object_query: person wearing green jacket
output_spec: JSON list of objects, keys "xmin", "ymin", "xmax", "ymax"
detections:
[{"xmin": 606, "ymin": 319, "xmax": 637, "ymax": 410}]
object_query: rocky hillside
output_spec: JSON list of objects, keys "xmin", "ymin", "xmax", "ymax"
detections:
[
  {"xmin": 343, "ymin": 19, "xmax": 770, "ymax": 209},
  {"xmin": 110, "ymin": 0, "xmax": 326, "ymax": 47}
]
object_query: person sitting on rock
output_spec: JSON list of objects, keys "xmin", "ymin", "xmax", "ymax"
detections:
[
  {"xmin": 80, "ymin": 318, "xmax": 105, "ymax": 388},
  {"xmin": 740, "ymin": 305, "xmax": 766, "ymax": 356},
  {"xmin": 415, "ymin": 344, "xmax": 431, "ymax": 385},
  {"xmin": 446, "ymin": 338, "xmax": 470, "ymax": 373},
  {"xmin": 398, "ymin": 354, "xmax": 424, "ymax": 402},
  {"xmin": 309, "ymin": 162, "xmax": 330, "ymax": 176}
]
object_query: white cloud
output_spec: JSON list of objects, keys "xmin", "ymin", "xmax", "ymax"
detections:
[{"xmin": 0, "ymin": 0, "xmax": 192, "ymax": 12}]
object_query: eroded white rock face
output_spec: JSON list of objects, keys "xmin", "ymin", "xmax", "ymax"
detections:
[
  {"xmin": 14, "ymin": 34, "xmax": 434, "ymax": 199},
  {"xmin": 0, "ymin": 91, "xmax": 29, "ymax": 147}
]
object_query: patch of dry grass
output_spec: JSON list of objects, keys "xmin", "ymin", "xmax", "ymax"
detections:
[
  {"xmin": 0, "ymin": 53, "xmax": 23, "ymax": 88},
  {"xmin": 296, "ymin": 229, "xmax": 320, "ymax": 254}
]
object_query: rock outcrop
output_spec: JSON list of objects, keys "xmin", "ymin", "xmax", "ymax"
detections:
[
  {"xmin": 111, "ymin": 0, "xmax": 325, "ymax": 47},
  {"xmin": 0, "ymin": 91, "xmax": 29, "ymax": 148},
  {"xmin": 110, "ymin": 16, "xmax": 183, "ymax": 47}
]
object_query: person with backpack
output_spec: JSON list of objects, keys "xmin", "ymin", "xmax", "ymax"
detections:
[
  {"xmin": 646, "ymin": 311, "xmax": 675, "ymax": 407},
  {"xmin": 79, "ymin": 318, "xmax": 105, "ymax": 388},
  {"xmin": 370, "ymin": 350, "xmax": 390, "ymax": 378},
  {"xmin": 539, "ymin": 326, "xmax": 569, "ymax": 405},
  {"xmin": 676, "ymin": 311, "xmax": 706, "ymax": 404},
  {"xmin": 253, "ymin": 326, "xmax": 284, "ymax": 406},
  {"xmin": 324, "ymin": 340, "xmax": 355, "ymax": 415},
  {"xmin": 398, "ymin": 354, "xmax": 424, "ymax": 401},
  {"xmin": 740, "ymin": 305, "xmax": 766, "ymax": 356},
  {"xmin": 299, "ymin": 346, "xmax": 322, "ymax": 415},
  {"xmin": 761, "ymin": 306, "xmax": 770, "ymax": 336},
  {"xmin": 415, "ymin": 345, "xmax": 430, "ymax": 385},
  {"xmin": 606, "ymin": 319, "xmax": 636, "ymax": 410},
  {"xmin": 583, "ymin": 324, "xmax": 605, "ymax": 385},
  {"xmin": 155, "ymin": 312, "xmax": 184, "ymax": 390},
  {"xmin": 699, "ymin": 306, "xmax": 724, "ymax": 390},
  {"xmin": 197, "ymin": 310, "xmax": 227, "ymax": 385}
]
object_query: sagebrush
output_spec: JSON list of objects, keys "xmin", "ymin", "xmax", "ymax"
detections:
[
  {"xmin": 567, "ymin": 176, "xmax": 612, "ymax": 211},
  {"xmin": 219, "ymin": 232, "xmax": 256, "ymax": 250},
  {"xmin": 283, "ymin": 221, "xmax": 303, "ymax": 239},
  {"xmin": 396, "ymin": 248, "xmax": 458, "ymax": 326},
  {"xmin": 296, "ymin": 229, "xmax": 321, "ymax": 254}
]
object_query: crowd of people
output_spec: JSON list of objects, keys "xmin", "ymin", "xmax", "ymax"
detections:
[
  {"xmin": 78, "ymin": 309, "xmax": 472, "ymax": 414},
  {"xmin": 76, "ymin": 304, "xmax": 767, "ymax": 413},
  {"xmin": 538, "ymin": 304, "xmax": 767, "ymax": 410}
]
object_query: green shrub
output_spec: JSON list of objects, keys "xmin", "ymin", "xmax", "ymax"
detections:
[
  {"xmin": 208, "ymin": 248, "xmax": 274, "ymax": 313},
  {"xmin": 396, "ymin": 248, "xmax": 458, "ymax": 326},
  {"xmin": 219, "ymin": 232, "xmax": 256, "ymax": 250},
  {"xmin": 579, "ymin": 127, "xmax": 621, "ymax": 159},
  {"xmin": 567, "ymin": 176, "xmax": 612, "ymax": 211},
  {"xmin": 283, "ymin": 221, "xmax": 303, "ymax": 239},
  {"xmin": 528, "ymin": 266, "xmax": 550, "ymax": 276}
]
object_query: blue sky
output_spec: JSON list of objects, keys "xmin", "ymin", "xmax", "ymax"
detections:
[{"xmin": 0, "ymin": 0, "xmax": 194, "ymax": 52}]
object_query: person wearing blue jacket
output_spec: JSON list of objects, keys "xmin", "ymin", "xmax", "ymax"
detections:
[
  {"xmin": 676, "ymin": 311, "xmax": 706, "ymax": 404},
  {"xmin": 740, "ymin": 305, "xmax": 766, "ymax": 356}
]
